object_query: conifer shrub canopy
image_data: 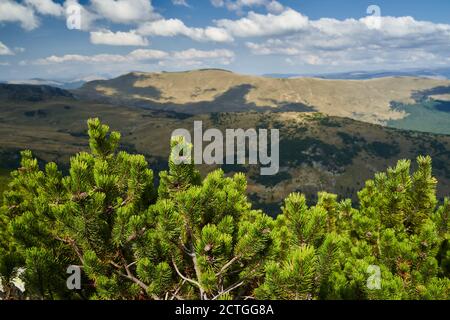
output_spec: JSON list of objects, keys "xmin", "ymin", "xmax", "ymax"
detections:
[{"xmin": 0, "ymin": 118, "xmax": 448, "ymax": 300}]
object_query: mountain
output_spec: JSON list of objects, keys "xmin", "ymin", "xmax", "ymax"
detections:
[
  {"xmin": 1, "ymin": 86, "xmax": 450, "ymax": 213},
  {"xmin": 76, "ymin": 69, "xmax": 450, "ymax": 134},
  {"xmin": 263, "ymin": 73, "xmax": 303, "ymax": 79},
  {"xmin": 5, "ymin": 75, "xmax": 107, "ymax": 90},
  {"xmin": 6, "ymin": 78, "xmax": 65, "ymax": 87},
  {"xmin": 0, "ymin": 83, "xmax": 74, "ymax": 102},
  {"xmin": 264, "ymin": 68, "xmax": 450, "ymax": 80},
  {"xmin": 1, "ymin": 70, "xmax": 450, "ymax": 212}
]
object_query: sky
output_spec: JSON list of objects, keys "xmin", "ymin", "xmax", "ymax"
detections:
[{"xmin": 1, "ymin": 0, "xmax": 450, "ymax": 81}]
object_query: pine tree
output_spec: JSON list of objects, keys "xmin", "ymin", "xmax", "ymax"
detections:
[
  {"xmin": 0, "ymin": 118, "xmax": 448, "ymax": 300},
  {"xmin": 327, "ymin": 157, "xmax": 450, "ymax": 299}
]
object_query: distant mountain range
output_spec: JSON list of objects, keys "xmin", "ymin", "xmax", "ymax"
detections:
[
  {"xmin": 70, "ymin": 69, "xmax": 450, "ymax": 132},
  {"xmin": 2, "ymin": 69, "xmax": 450, "ymax": 134},
  {"xmin": 3, "ymin": 75, "xmax": 107, "ymax": 90},
  {"xmin": 5, "ymin": 68, "xmax": 450, "ymax": 91},
  {"xmin": 0, "ymin": 83, "xmax": 74, "ymax": 102},
  {"xmin": 1, "ymin": 69, "xmax": 450, "ymax": 211},
  {"xmin": 264, "ymin": 68, "xmax": 450, "ymax": 80}
]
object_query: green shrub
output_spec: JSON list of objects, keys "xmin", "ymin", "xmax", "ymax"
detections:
[{"xmin": 0, "ymin": 119, "xmax": 448, "ymax": 300}]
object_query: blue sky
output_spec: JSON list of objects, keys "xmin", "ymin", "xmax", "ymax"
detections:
[{"xmin": 1, "ymin": 0, "xmax": 450, "ymax": 81}]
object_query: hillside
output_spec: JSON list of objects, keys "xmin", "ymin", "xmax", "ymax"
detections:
[
  {"xmin": 75, "ymin": 70, "xmax": 450, "ymax": 132},
  {"xmin": 0, "ymin": 83, "xmax": 74, "ymax": 102},
  {"xmin": 1, "ymin": 93, "xmax": 450, "ymax": 214}
]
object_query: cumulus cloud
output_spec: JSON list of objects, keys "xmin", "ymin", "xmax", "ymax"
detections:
[
  {"xmin": 0, "ymin": 0, "xmax": 65, "ymax": 30},
  {"xmin": 127, "ymin": 49, "xmax": 169, "ymax": 60},
  {"xmin": 137, "ymin": 8, "xmax": 309, "ymax": 42},
  {"xmin": 241, "ymin": 9, "xmax": 450, "ymax": 69},
  {"xmin": 211, "ymin": 0, "xmax": 284, "ymax": 14},
  {"xmin": 0, "ymin": 0, "xmax": 39, "ymax": 30},
  {"xmin": 31, "ymin": 48, "xmax": 235, "ymax": 67},
  {"xmin": 64, "ymin": 0, "xmax": 99, "ymax": 31},
  {"xmin": 138, "ymin": 19, "xmax": 234, "ymax": 42},
  {"xmin": 173, "ymin": 48, "xmax": 234, "ymax": 59},
  {"xmin": 25, "ymin": 0, "xmax": 64, "ymax": 16},
  {"xmin": 90, "ymin": 30, "xmax": 149, "ymax": 46},
  {"xmin": 216, "ymin": 9, "xmax": 309, "ymax": 37},
  {"xmin": 159, "ymin": 49, "xmax": 235, "ymax": 67},
  {"xmin": 4, "ymin": 1, "xmax": 450, "ymax": 72},
  {"xmin": 90, "ymin": 0, "xmax": 160, "ymax": 24},
  {"xmin": 0, "ymin": 42, "xmax": 13, "ymax": 55},
  {"xmin": 172, "ymin": 0, "xmax": 189, "ymax": 7},
  {"xmin": 61, "ymin": 0, "xmax": 161, "ymax": 30}
]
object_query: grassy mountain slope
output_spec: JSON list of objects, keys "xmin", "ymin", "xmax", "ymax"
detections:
[
  {"xmin": 76, "ymin": 70, "xmax": 450, "ymax": 127},
  {"xmin": 1, "ymin": 94, "xmax": 450, "ymax": 214}
]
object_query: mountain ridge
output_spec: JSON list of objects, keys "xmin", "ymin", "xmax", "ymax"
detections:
[
  {"xmin": 1, "ymin": 71, "xmax": 450, "ymax": 210},
  {"xmin": 75, "ymin": 69, "xmax": 450, "ymax": 130}
]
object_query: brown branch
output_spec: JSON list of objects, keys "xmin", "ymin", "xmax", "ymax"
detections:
[
  {"xmin": 178, "ymin": 198, "xmax": 208, "ymax": 300},
  {"xmin": 212, "ymin": 281, "xmax": 245, "ymax": 300},
  {"xmin": 171, "ymin": 257, "xmax": 202, "ymax": 290},
  {"xmin": 109, "ymin": 261, "xmax": 159, "ymax": 300},
  {"xmin": 192, "ymin": 253, "xmax": 208, "ymax": 300},
  {"xmin": 55, "ymin": 236, "xmax": 84, "ymax": 265},
  {"xmin": 170, "ymin": 280, "xmax": 186, "ymax": 300},
  {"xmin": 180, "ymin": 240, "xmax": 194, "ymax": 257},
  {"xmin": 216, "ymin": 256, "xmax": 240, "ymax": 277},
  {"xmin": 126, "ymin": 227, "xmax": 146, "ymax": 243}
]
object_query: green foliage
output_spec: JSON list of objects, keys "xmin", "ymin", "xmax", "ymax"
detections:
[
  {"xmin": 0, "ymin": 119, "xmax": 448, "ymax": 300},
  {"xmin": 0, "ymin": 169, "xmax": 9, "ymax": 204}
]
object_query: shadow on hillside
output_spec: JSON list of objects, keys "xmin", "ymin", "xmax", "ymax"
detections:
[{"xmin": 77, "ymin": 84, "xmax": 317, "ymax": 114}]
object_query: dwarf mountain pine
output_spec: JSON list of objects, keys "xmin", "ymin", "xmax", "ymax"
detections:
[{"xmin": 0, "ymin": 118, "xmax": 448, "ymax": 300}]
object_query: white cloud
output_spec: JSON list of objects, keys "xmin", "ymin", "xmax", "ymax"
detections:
[
  {"xmin": 265, "ymin": 1, "xmax": 283, "ymax": 14},
  {"xmin": 216, "ymin": 8, "xmax": 309, "ymax": 37},
  {"xmin": 138, "ymin": 19, "xmax": 233, "ymax": 42},
  {"xmin": 172, "ymin": 0, "xmax": 189, "ymax": 7},
  {"xmin": 138, "ymin": 19, "xmax": 192, "ymax": 37},
  {"xmin": 64, "ymin": 0, "xmax": 98, "ymax": 31},
  {"xmin": 90, "ymin": 0, "xmax": 160, "ymax": 24},
  {"xmin": 0, "ymin": 0, "xmax": 39, "ymax": 30},
  {"xmin": 0, "ymin": 62, "xmax": 10, "ymax": 66},
  {"xmin": 239, "ymin": 9, "xmax": 450, "ymax": 69},
  {"xmin": 128, "ymin": 49, "xmax": 169, "ymax": 60},
  {"xmin": 35, "ymin": 54, "xmax": 130, "ymax": 64},
  {"xmin": 246, "ymin": 40, "xmax": 300, "ymax": 55},
  {"xmin": 90, "ymin": 30, "xmax": 149, "ymax": 46},
  {"xmin": 172, "ymin": 48, "xmax": 234, "ymax": 62},
  {"xmin": 25, "ymin": 0, "xmax": 64, "ymax": 16},
  {"xmin": 211, "ymin": 0, "xmax": 284, "ymax": 14},
  {"xmin": 159, "ymin": 49, "xmax": 235, "ymax": 67},
  {"xmin": 32, "ymin": 48, "xmax": 235, "ymax": 67},
  {"xmin": 0, "ymin": 42, "xmax": 13, "ymax": 55}
]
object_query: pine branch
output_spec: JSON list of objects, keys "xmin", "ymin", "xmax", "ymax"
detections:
[
  {"xmin": 216, "ymin": 255, "xmax": 240, "ymax": 277},
  {"xmin": 126, "ymin": 227, "xmax": 146, "ymax": 243},
  {"xmin": 110, "ymin": 261, "xmax": 160, "ymax": 300},
  {"xmin": 212, "ymin": 281, "xmax": 245, "ymax": 300},
  {"xmin": 170, "ymin": 280, "xmax": 186, "ymax": 300},
  {"xmin": 55, "ymin": 236, "xmax": 84, "ymax": 265},
  {"xmin": 171, "ymin": 256, "xmax": 207, "ymax": 299}
]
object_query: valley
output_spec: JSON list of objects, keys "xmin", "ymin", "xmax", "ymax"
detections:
[{"xmin": 1, "ymin": 70, "xmax": 450, "ymax": 214}]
